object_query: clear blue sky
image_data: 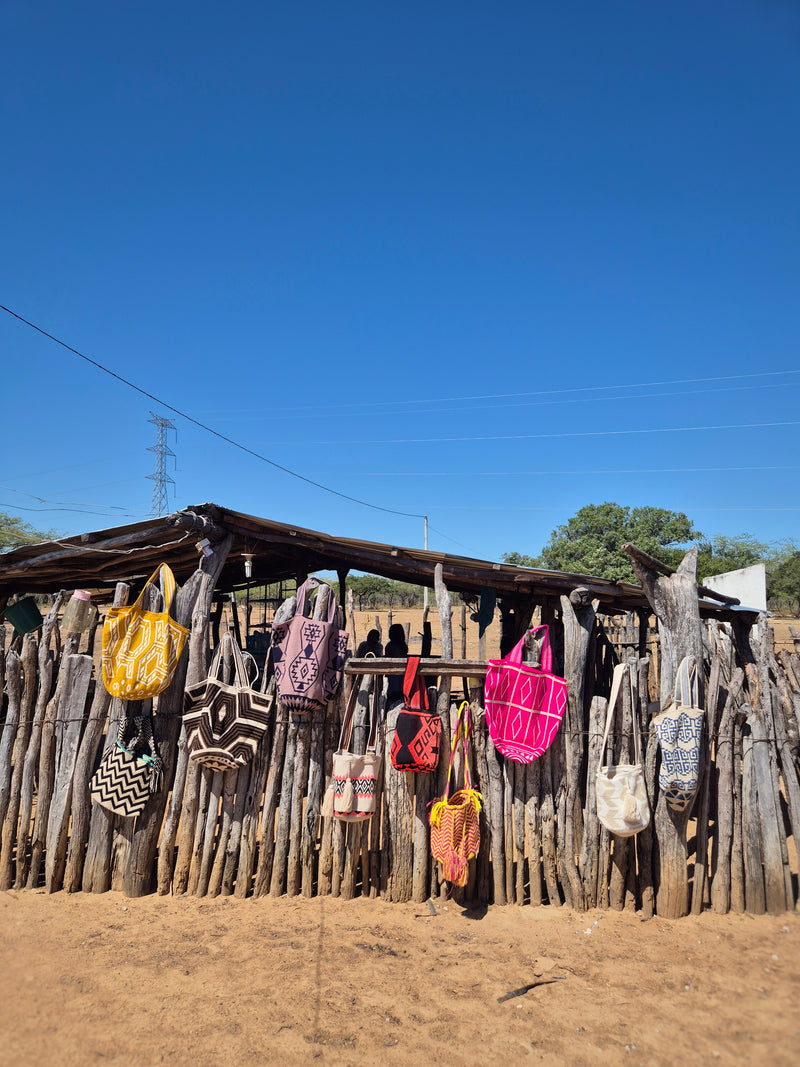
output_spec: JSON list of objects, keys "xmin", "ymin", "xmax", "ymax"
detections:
[{"xmin": 2, "ymin": 1, "xmax": 798, "ymax": 564}]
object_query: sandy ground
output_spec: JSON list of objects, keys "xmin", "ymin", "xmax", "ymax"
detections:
[{"xmin": 1, "ymin": 891, "xmax": 798, "ymax": 1066}]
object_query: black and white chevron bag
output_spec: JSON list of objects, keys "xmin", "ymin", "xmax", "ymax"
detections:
[
  {"xmin": 183, "ymin": 633, "xmax": 273, "ymax": 772},
  {"xmin": 90, "ymin": 713, "xmax": 162, "ymax": 819}
]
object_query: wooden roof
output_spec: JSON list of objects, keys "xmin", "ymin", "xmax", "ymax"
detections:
[{"xmin": 0, "ymin": 502, "xmax": 753, "ymax": 618}]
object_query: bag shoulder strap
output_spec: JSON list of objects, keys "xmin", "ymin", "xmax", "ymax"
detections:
[
  {"xmin": 366, "ymin": 681, "xmax": 381, "ymax": 753},
  {"xmin": 599, "ymin": 663, "xmax": 626, "ymax": 766},
  {"xmin": 444, "ymin": 701, "xmax": 473, "ymax": 800},
  {"xmin": 402, "ymin": 656, "xmax": 428, "ymax": 711},
  {"xmin": 600, "ymin": 663, "xmax": 643, "ymax": 766},
  {"xmin": 295, "ymin": 578, "xmax": 338, "ymax": 624},
  {"xmin": 505, "ymin": 625, "xmax": 553, "ymax": 671},
  {"xmin": 131, "ymin": 563, "xmax": 177, "ymax": 614},
  {"xmin": 673, "ymin": 655, "xmax": 699, "ymax": 708},
  {"xmin": 337, "ymin": 681, "xmax": 360, "ymax": 752}
]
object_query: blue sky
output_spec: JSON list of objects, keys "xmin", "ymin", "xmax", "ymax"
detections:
[{"xmin": 2, "ymin": 1, "xmax": 798, "ymax": 564}]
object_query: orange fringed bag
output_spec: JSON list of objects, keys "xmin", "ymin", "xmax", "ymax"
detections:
[{"xmin": 429, "ymin": 700, "xmax": 483, "ymax": 887}]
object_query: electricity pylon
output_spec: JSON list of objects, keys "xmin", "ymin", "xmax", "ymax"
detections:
[{"xmin": 146, "ymin": 412, "xmax": 177, "ymax": 517}]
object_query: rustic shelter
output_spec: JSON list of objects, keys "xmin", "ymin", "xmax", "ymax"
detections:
[{"xmin": 0, "ymin": 502, "xmax": 797, "ymax": 918}]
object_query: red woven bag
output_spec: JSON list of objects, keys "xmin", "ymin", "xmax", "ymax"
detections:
[{"xmin": 390, "ymin": 656, "xmax": 441, "ymax": 773}]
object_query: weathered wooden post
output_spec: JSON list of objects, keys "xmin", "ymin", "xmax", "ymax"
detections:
[
  {"xmin": 559, "ymin": 588, "xmax": 598, "ymax": 912},
  {"xmin": 0, "ymin": 635, "xmax": 38, "ymax": 889},
  {"xmin": 124, "ymin": 557, "xmax": 222, "ymax": 898},
  {"xmin": 623, "ymin": 543, "xmax": 705, "ymax": 919},
  {"xmin": 63, "ymin": 585, "xmax": 127, "ymax": 892}
]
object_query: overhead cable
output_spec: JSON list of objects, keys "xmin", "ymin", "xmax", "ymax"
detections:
[{"xmin": 0, "ymin": 304, "xmax": 425, "ymax": 521}]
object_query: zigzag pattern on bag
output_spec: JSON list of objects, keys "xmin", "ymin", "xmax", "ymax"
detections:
[
  {"xmin": 333, "ymin": 774, "xmax": 377, "ymax": 799},
  {"xmin": 184, "ymin": 671, "xmax": 272, "ymax": 772},
  {"xmin": 90, "ymin": 744, "xmax": 152, "ymax": 818}
]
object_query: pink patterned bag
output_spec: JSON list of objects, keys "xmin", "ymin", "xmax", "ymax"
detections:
[
  {"xmin": 484, "ymin": 625, "xmax": 568, "ymax": 764},
  {"xmin": 271, "ymin": 579, "xmax": 349, "ymax": 714}
]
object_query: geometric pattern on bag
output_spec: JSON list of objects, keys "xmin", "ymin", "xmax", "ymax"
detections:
[
  {"xmin": 391, "ymin": 656, "xmax": 441, "ymax": 773},
  {"xmin": 271, "ymin": 579, "xmax": 349, "ymax": 715},
  {"xmin": 330, "ymin": 680, "xmax": 382, "ymax": 821},
  {"xmin": 430, "ymin": 700, "xmax": 482, "ymax": 886},
  {"xmin": 90, "ymin": 714, "xmax": 161, "ymax": 819},
  {"xmin": 183, "ymin": 634, "xmax": 274, "ymax": 772},
  {"xmin": 652, "ymin": 656, "xmax": 704, "ymax": 813},
  {"xmin": 101, "ymin": 563, "xmax": 189, "ymax": 700},
  {"xmin": 595, "ymin": 663, "xmax": 650, "ymax": 838},
  {"xmin": 484, "ymin": 625, "xmax": 568, "ymax": 764}
]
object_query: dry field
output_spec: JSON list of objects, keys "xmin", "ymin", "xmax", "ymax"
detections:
[{"xmin": 1, "ymin": 890, "xmax": 798, "ymax": 1066}]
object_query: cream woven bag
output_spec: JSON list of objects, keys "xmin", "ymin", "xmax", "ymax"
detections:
[{"xmin": 596, "ymin": 663, "xmax": 650, "ymax": 837}]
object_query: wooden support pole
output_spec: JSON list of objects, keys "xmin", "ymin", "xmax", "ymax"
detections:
[
  {"xmin": 0, "ymin": 636, "xmax": 38, "ymax": 889},
  {"xmin": 125, "ymin": 562, "xmax": 218, "ymax": 898},
  {"xmin": 709, "ymin": 668, "xmax": 744, "ymax": 914},
  {"xmin": 0, "ymin": 651, "xmax": 22, "ymax": 832},
  {"xmin": 15, "ymin": 596, "xmax": 62, "ymax": 888},
  {"xmin": 63, "ymin": 584, "xmax": 128, "ymax": 892},
  {"xmin": 45, "ymin": 654, "xmax": 94, "ymax": 892},
  {"xmin": 625, "ymin": 544, "xmax": 705, "ymax": 919},
  {"xmin": 559, "ymin": 591, "xmax": 598, "ymax": 912}
]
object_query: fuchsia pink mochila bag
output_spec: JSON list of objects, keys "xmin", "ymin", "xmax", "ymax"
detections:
[{"xmin": 484, "ymin": 625, "xmax": 568, "ymax": 764}]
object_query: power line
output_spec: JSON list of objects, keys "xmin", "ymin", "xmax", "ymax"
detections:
[
  {"xmin": 309, "ymin": 420, "xmax": 800, "ymax": 446},
  {"xmin": 1, "ymin": 501, "xmax": 146, "ymax": 518},
  {"xmin": 223, "ymin": 367, "xmax": 800, "ymax": 415},
  {"xmin": 204, "ymin": 378, "xmax": 800, "ymax": 420},
  {"xmin": 0, "ymin": 304, "xmax": 425, "ymax": 521},
  {"xmin": 0, "ymin": 484, "xmax": 135, "ymax": 510},
  {"xmin": 314, "ymin": 464, "xmax": 800, "ymax": 477}
]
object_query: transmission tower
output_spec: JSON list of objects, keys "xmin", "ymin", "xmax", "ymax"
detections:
[{"xmin": 146, "ymin": 412, "xmax": 177, "ymax": 516}]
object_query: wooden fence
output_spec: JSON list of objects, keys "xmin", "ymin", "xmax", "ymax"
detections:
[{"xmin": 0, "ymin": 553, "xmax": 798, "ymax": 918}]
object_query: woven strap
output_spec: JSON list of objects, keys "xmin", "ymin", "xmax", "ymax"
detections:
[
  {"xmin": 207, "ymin": 631, "xmax": 252, "ymax": 690},
  {"xmin": 117, "ymin": 711, "xmax": 161, "ymax": 790},
  {"xmin": 505, "ymin": 624, "xmax": 553, "ymax": 671},
  {"xmin": 672, "ymin": 655, "xmax": 699, "ymax": 707},
  {"xmin": 402, "ymin": 656, "xmax": 428, "ymax": 711},
  {"xmin": 444, "ymin": 700, "xmax": 473, "ymax": 801},
  {"xmin": 599, "ymin": 663, "xmax": 642, "ymax": 766},
  {"xmin": 338, "ymin": 677, "xmax": 379, "ymax": 753},
  {"xmin": 131, "ymin": 563, "xmax": 177, "ymax": 614},
  {"xmin": 294, "ymin": 578, "xmax": 337, "ymax": 624}
]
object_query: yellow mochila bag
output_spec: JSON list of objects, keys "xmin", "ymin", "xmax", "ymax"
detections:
[{"xmin": 102, "ymin": 563, "xmax": 189, "ymax": 700}]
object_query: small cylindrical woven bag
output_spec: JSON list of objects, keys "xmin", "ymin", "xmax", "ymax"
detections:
[
  {"xmin": 328, "ymin": 680, "xmax": 382, "ymax": 821},
  {"xmin": 429, "ymin": 700, "xmax": 483, "ymax": 887}
]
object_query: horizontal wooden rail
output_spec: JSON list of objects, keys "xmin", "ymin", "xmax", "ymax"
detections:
[{"xmin": 345, "ymin": 657, "xmax": 488, "ymax": 677}]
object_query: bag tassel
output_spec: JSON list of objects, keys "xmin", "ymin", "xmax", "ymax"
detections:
[
  {"xmin": 442, "ymin": 847, "xmax": 468, "ymax": 886},
  {"xmin": 341, "ymin": 776, "xmax": 355, "ymax": 813},
  {"xmin": 321, "ymin": 781, "xmax": 335, "ymax": 819}
]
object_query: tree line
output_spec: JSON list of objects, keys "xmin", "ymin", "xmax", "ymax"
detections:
[{"xmin": 503, "ymin": 502, "xmax": 800, "ymax": 615}]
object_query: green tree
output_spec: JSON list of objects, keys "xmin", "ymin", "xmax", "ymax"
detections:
[
  {"xmin": 767, "ymin": 550, "xmax": 800, "ymax": 616},
  {"xmin": 0, "ymin": 510, "xmax": 54, "ymax": 552},
  {"xmin": 695, "ymin": 534, "xmax": 770, "ymax": 582},
  {"xmin": 503, "ymin": 502, "xmax": 701, "ymax": 582}
]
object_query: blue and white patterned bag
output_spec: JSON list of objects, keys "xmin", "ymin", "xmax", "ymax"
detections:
[{"xmin": 652, "ymin": 656, "xmax": 704, "ymax": 813}]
